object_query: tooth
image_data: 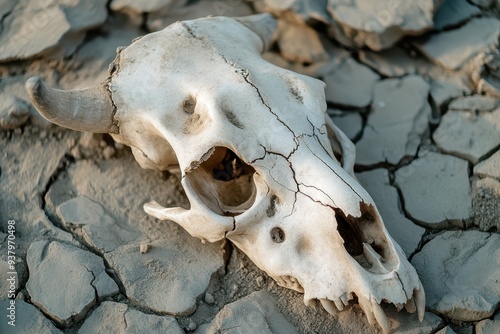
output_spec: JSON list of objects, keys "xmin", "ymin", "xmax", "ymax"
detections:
[
  {"xmin": 340, "ymin": 292, "xmax": 352, "ymax": 306},
  {"xmin": 362, "ymin": 243, "xmax": 388, "ymax": 273},
  {"xmin": 415, "ymin": 282, "xmax": 426, "ymax": 322},
  {"xmin": 357, "ymin": 295, "xmax": 375, "ymax": 325},
  {"xmin": 274, "ymin": 276, "xmax": 286, "ymax": 287},
  {"xmin": 294, "ymin": 283, "xmax": 304, "ymax": 293},
  {"xmin": 320, "ymin": 298, "xmax": 338, "ymax": 315},
  {"xmin": 304, "ymin": 298, "xmax": 315, "ymax": 307},
  {"xmin": 333, "ymin": 299, "xmax": 344, "ymax": 311},
  {"xmin": 371, "ymin": 299, "xmax": 390, "ymax": 334},
  {"xmin": 404, "ymin": 297, "xmax": 416, "ymax": 313},
  {"xmin": 395, "ymin": 303, "xmax": 404, "ymax": 312}
]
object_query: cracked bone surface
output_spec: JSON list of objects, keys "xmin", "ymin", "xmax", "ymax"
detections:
[{"xmin": 26, "ymin": 14, "xmax": 424, "ymax": 333}]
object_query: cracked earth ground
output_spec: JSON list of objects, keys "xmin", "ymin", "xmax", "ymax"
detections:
[{"xmin": 0, "ymin": 0, "xmax": 499, "ymax": 333}]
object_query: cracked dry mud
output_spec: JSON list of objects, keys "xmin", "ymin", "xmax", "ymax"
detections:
[{"xmin": 1, "ymin": 1, "xmax": 499, "ymax": 334}]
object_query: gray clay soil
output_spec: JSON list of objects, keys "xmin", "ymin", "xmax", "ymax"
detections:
[{"xmin": 0, "ymin": 1, "xmax": 499, "ymax": 334}]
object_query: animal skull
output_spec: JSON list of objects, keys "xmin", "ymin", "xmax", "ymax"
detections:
[{"xmin": 26, "ymin": 14, "xmax": 424, "ymax": 332}]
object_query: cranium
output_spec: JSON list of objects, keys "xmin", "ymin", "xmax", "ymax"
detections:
[{"xmin": 26, "ymin": 14, "xmax": 424, "ymax": 332}]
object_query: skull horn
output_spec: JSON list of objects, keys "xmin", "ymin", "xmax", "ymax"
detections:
[
  {"xmin": 234, "ymin": 13, "xmax": 277, "ymax": 51},
  {"xmin": 25, "ymin": 77, "xmax": 117, "ymax": 133}
]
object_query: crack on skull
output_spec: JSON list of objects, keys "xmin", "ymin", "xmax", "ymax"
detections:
[
  {"xmin": 218, "ymin": 53, "xmax": 299, "ymax": 148},
  {"xmin": 106, "ymin": 47, "xmax": 126, "ymax": 134},
  {"xmin": 180, "ymin": 21, "xmax": 203, "ymax": 40},
  {"xmin": 105, "ymin": 79, "xmax": 120, "ymax": 134},
  {"xmin": 394, "ymin": 271, "xmax": 410, "ymax": 300},
  {"xmin": 305, "ymin": 140, "xmax": 364, "ymax": 201}
]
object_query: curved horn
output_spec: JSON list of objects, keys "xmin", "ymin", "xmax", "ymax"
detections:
[
  {"xmin": 25, "ymin": 77, "xmax": 117, "ymax": 133},
  {"xmin": 234, "ymin": 13, "xmax": 277, "ymax": 51}
]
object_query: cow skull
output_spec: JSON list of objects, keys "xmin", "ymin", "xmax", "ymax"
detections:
[{"xmin": 26, "ymin": 14, "xmax": 424, "ymax": 332}]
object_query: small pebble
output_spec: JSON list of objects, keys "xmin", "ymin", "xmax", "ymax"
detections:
[
  {"xmin": 205, "ymin": 292, "xmax": 215, "ymax": 304},
  {"xmin": 102, "ymin": 146, "xmax": 116, "ymax": 159},
  {"xmin": 71, "ymin": 147, "xmax": 82, "ymax": 160},
  {"xmin": 114, "ymin": 142, "xmax": 124, "ymax": 150},
  {"xmin": 39, "ymin": 130, "xmax": 47, "ymax": 139},
  {"xmin": 188, "ymin": 320, "xmax": 197, "ymax": 331},
  {"xmin": 230, "ymin": 283, "xmax": 238, "ymax": 298},
  {"xmin": 256, "ymin": 276, "xmax": 264, "ymax": 288},
  {"xmin": 139, "ymin": 244, "xmax": 151, "ymax": 254},
  {"xmin": 116, "ymin": 294, "xmax": 127, "ymax": 302},
  {"xmin": 99, "ymin": 140, "xmax": 107, "ymax": 148}
]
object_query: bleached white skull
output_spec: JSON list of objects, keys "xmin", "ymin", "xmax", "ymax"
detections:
[{"xmin": 26, "ymin": 14, "xmax": 424, "ymax": 332}]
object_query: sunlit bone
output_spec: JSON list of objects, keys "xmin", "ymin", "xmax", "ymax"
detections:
[{"xmin": 26, "ymin": 14, "xmax": 425, "ymax": 333}]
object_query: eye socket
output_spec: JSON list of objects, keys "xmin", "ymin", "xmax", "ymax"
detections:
[
  {"xmin": 185, "ymin": 147, "xmax": 256, "ymax": 216},
  {"xmin": 270, "ymin": 227, "xmax": 285, "ymax": 243}
]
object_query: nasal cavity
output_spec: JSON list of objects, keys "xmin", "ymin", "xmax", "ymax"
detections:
[
  {"xmin": 334, "ymin": 204, "xmax": 394, "ymax": 274},
  {"xmin": 186, "ymin": 147, "xmax": 256, "ymax": 216}
]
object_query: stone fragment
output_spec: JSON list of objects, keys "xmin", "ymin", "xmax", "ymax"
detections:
[
  {"xmin": 433, "ymin": 109, "xmax": 500, "ymax": 164},
  {"xmin": 323, "ymin": 58, "xmax": 380, "ymax": 108},
  {"xmin": 433, "ymin": 0, "xmax": 481, "ymax": 30},
  {"xmin": 475, "ymin": 313, "xmax": 500, "ymax": 334},
  {"xmin": 429, "ymin": 79, "xmax": 466, "ymax": 114},
  {"xmin": 449, "ymin": 95, "xmax": 499, "ymax": 112},
  {"xmin": 436, "ymin": 327, "xmax": 457, "ymax": 334},
  {"xmin": 327, "ymin": 0, "xmax": 440, "ymax": 50},
  {"xmin": 26, "ymin": 241, "xmax": 119, "ymax": 327},
  {"xmin": 78, "ymin": 301, "xmax": 183, "ymax": 334},
  {"xmin": 385, "ymin": 308, "xmax": 443, "ymax": 334},
  {"xmin": 357, "ymin": 169, "xmax": 425, "ymax": 256},
  {"xmin": 396, "ymin": 152, "xmax": 471, "ymax": 225},
  {"xmin": 359, "ymin": 47, "xmax": 423, "ymax": 77},
  {"xmin": 473, "ymin": 48, "xmax": 500, "ymax": 98},
  {"xmin": 252, "ymin": 0, "xmax": 331, "ymax": 24},
  {"xmin": 205, "ymin": 292, "xmax": 215, "ymax": 305},
  {"xmin": 0, "ymin": 97, "xmax": 31, "ymax": 129},
  {"xmin": 140, "ymin": 244, "xmax": 151, "ymax": 253},
  {"xmin": 329, "ymin": 112, "xmax": 363, "ymax": 141},
  {"xmin": 356, "ymin": 75, "xmax": 430, "ymax": 165},
  {"xmin": 472, "ymin": 177, "xmax": 500, "ymax": 232},
  {"xmin": 415, "ymin": 18, "xmax": 500, "ymax": 70},
  {"xmin": 474, "ymin": 151, "xmax": 500, "ymax": 180},
  {"xmin": 57, "ymin": 196, "xmax": 143, "ymax": 253},
  {"xmin": 147, "ymin": 0, "xmax": 253, "ymax": 32},
  {"xmin": 412, "ymin": 231, "xmax": 500, "ymax": 321},
  {"xmin": 0, "ymin": 0, "xmax": 107, "ymax": 61},
  {"xmin": 105, "ymin": 238, "xmax": 225, "ymax": 316},
  {"xmin": 196, "ymin": 291, "xmax": 297, "ymax": 334},
  {"xmin": 110, "ymin": 0, "xmax": 180, "ymax": 13},
  {"xmin": 0, "ymin": 299, "xmax": 61, "ymax": 334},
  {"xmin": 277, "ymin": 20, "xmax": 328, "ymax": 63}
]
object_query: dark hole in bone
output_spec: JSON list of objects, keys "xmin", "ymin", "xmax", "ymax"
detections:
[
  {"xmin": 186, "ymin": 147, "xmax": 256, "ymax": 216},
  {"xmin": 183, "ymin": 97, "xmax": 196, "ymax": 115},
  {"xmin": 212, "ymin": 149, "xmax": 244, "ymax": 181},
  {"xmin": 335, "ymin": 209, "xmax": 363, "ymax": 257},
  {"xmin": 334, "ymin": 204, "xmax": 396, "ymax": 273},
  {"xmin": 270, "ymin": 227, "xmax": 285, "ymax": 243},
  {"xmin": 266, "ymin": 195, "xmax": 278, "ymax": 217}
]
